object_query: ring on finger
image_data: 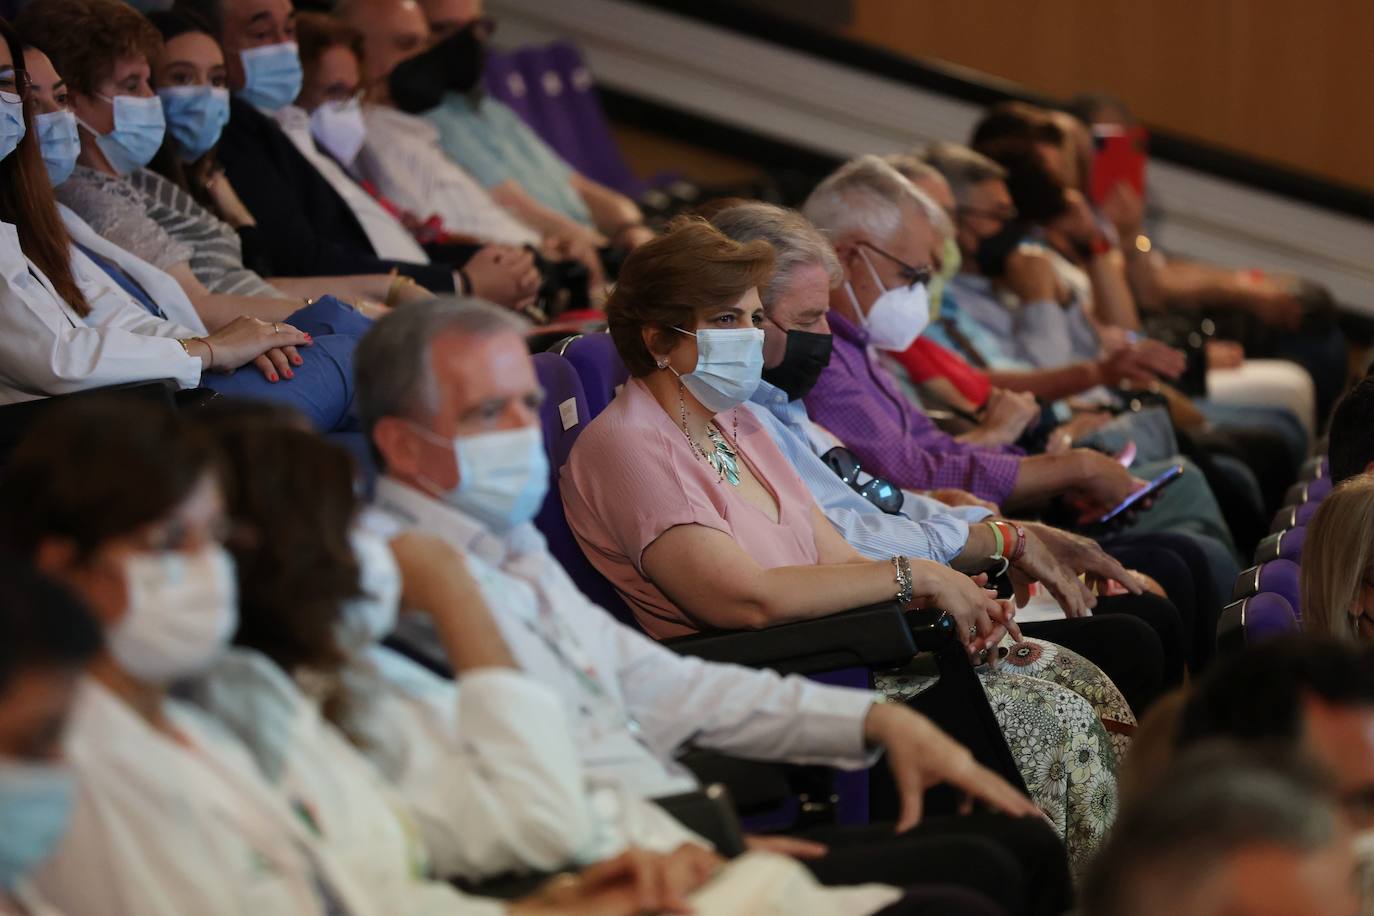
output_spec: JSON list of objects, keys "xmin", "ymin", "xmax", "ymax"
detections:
[{"xmin": 272, "ymin": 322, "xmax": 281, "ymax": 334}]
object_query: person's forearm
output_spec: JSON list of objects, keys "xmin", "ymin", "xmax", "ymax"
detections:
[
  {"xmin": 425, "ymin": 589, "xmax": 518, "ymax": 672},
  {"xmin": 266, "ymin": 274, "xmax": 392, "ymax": 303},
  {"xmin": 569, "ymin": 172, "xmax": 641, "ymax": 238},
  {"xmin": 1003, "ymin": 452, "xmax": 1085, "ymax": 511},
  {"xmin": 490, "ymin": 180, "xmax": 601, "ymax": 244},
  {"xmin": 1087, "ymin": 249, "xmax": 1142, "ymax": 331},
  {"xmin": 190, "ymin": 291, "xmax": 300, "ymax": 329},
  {"xmin": 956, "ymin": 425, "xmax": 1019, "ymax": 447},
  {"xmin": 949, "ymin": 522, "xmax": 999, "ymax": 574},
  {"xmin": 987, "ymin": 363, "xmax": 1102, "ymax": 401}
]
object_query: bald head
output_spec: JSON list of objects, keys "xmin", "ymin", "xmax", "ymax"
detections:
[{"xmin": 335, "ymin": 0, "xmax": 429, "ymax": 97}]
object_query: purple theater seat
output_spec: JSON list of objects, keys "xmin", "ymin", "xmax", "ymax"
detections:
[
  {"xmin": 1301, "ymin": 454, "xmax": 1329, "ymax": 481},
  {"xmin": 1254, "ymin": 525, "xmax": 1306, "ymax": 565},
  {"xmin": 530, "ymin": 352, "xmax": 635, "ymax": 623},
  {"xmin": 556, "ymin": 333, "xmax": 629, "ymax": 420},
  {"xmin": 482, "ymin": 47, "xmax": 537, "ymax": 125},
  {"xmin": 1269, "ymin": 499, "xmax": 1321, "ymax": 533},
  {"xmin": 1217, "ymin": 593, "xmax": 1299, "ymax": 654},
  {"xmin": 1306, "ymin": 476, "xmax": 1333, "ymax": 503},
  {"xmin": 1231, "ymin": 558, "xmax": 1303, "ymax": 618}
]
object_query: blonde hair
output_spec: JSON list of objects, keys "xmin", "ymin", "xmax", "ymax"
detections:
[{"xmin": 1301, "ymin": 474, "xmax": 1374, "ymax": 641}]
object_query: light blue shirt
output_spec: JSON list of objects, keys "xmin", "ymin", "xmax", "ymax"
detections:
[
  {"xmin": 746, "ymin": 380, "xmax": 990, "ymax": 563},
  {"xmin": 423, "ymin": 92, "xmax": 593, "ymax": 225}
]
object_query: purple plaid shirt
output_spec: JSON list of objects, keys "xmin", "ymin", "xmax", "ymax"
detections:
[{"xmin": 803, "ymin": 312, "xmax": 1025, "ymax": 504}]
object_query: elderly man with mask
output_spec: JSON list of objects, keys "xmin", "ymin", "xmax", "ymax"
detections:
[
  {"xmin": 800, "ymin": 156, "xmax": 1235, "ymax": 561},
  {"xmin": 355, "ymin": 297, "xmax": 1074, "ymax": 916},
  {"xmin": 711, "ymin": 200, "xmax": 1238, "ymax": 689}
]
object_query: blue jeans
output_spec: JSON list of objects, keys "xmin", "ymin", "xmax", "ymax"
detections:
[{"xmin": 200, "ymin": 296, "xmax": 367, "ymax": 434}]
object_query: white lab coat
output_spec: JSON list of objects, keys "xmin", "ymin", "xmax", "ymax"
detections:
[
  {"xmin": 32, "ymin": 677, "xmax": 383, "ymax": 916},
  {"xmin": 59, "ymin": 204, "xmax": 209, "ymax": 335},
  {"xmin": 0, "ymin": 219, "xmax": 201, "ymax": 406},
  {"xmin": 369, "ymin": 478, "xmax": 880, "ymax": 823},
  {"xmin": 192, "ymin": 645, "xmax": 521, "ymax": 907}
]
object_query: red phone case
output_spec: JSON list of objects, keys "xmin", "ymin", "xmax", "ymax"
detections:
[{"xmin": 1090, "ymin": 126, "xmax": 1148, "ymax": 206}]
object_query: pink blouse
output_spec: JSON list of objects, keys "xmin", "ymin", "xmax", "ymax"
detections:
[{"xmin": 560, "ymin": 378, "xmax": 821, "ymax": 639}]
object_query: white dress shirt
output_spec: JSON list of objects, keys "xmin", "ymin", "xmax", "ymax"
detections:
[
  {"xmin": 192, "ymin": 647, "xmax": 508, "ymax": 911},
  {"xmin": 0, "ymin": 219, "xmax": 201, "ymax": 406},
  {"xmin": 356, "ymin": 106, "xmax": 541, "ymax": 248},
  {"xmin": 369, "ymin": 477, "xmax": 880, "ymax": 805},
  {"xmin": 34, "ymin": 678, "xmax": 383, "ymax": 916},
  {"xmin": 273, "ymin": 105, "xmax": 431, "ymax": 264}
]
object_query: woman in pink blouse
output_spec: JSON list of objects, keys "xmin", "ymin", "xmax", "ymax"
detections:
[{"xmin": 560, "ymin": 218, "xmax": 1127, "ymax": 872}]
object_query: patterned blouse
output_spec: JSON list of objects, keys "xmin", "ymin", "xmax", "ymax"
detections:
[{"xmin": 58, "ymin": 166, "xmax": 285, "ymax": 300}]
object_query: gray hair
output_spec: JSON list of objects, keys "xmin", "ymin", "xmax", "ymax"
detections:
[
  {"xmin": 1082, "ymin": 744, "xmax": 1341, "ymax": 916},
  {"xmin": 920, "ymin": 142, "xmax": 1007, "ymax": 205},
  {"xmin": 883, "ymin": 153, "xmax": 944, "ymax": 187},
  {"xmin": 354, "ymin": 297, "xmax": 528, "ymax": 440},
  {"xmin": 802, "ymin": 154, "xmax": 950, "ymax": 249},
  {"xmin": 709, "ymin": 202, "xmax": 842, "ymax": 313}
]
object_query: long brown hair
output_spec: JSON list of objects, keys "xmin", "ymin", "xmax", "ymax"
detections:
[
  {"xmin": 1302, "ymin": 475, "xmax": 1374, "ymax": 642},
  {"xmin": 0, "ymin": 19, "xmax": 88, "ymax": 315}
]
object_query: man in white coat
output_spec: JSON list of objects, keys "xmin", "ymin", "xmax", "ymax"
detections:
[{"xmin": 356, "ymin": 297, "xmax": 1074, "ymax": 916}]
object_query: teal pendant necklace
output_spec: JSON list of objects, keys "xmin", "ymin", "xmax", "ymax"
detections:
[{"xmin": 679, "ymin": 384, "xmax": 741, "ymax": 486}]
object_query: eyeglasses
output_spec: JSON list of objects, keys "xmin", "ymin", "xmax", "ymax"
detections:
[
  {"xmin": 0, "ymin": 68, "xmax": 31, "ymax": 105},
  {"xmin": 859, "ymin": 241, "xmax": 932, "ymax": 291},
  {"xmin": 821, "ymin": 446, "xmax": 905, "ymax": 515}
]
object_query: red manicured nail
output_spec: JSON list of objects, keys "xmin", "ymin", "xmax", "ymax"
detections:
[
  {"xmin": 284, "ymin": 369, "xmax": 294, "ymax": 379},
  {"xmin": 269, "ymin": 373, "xmax": 278, "ymax": 382},
  {"xmin": 293, "ymin": 356, "xmax": 303, "ymax": 366},
  {"xmin": 304, "ymin": 333, "xmax": 313, "ymax": 341}
]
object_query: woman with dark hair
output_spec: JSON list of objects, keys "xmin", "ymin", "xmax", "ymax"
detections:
[
  {"xmin": 562, "ymin": 217, "xmax": 1127, "ymax": 870},
  {"xmin": 0, "ymin": 557, "xmax": 102, "ymax": 915}
]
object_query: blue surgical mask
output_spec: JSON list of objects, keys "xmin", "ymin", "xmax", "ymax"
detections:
[
  {"xmin": 237, "ymin": 42, "xmax": 304, "ymax": 113},
  {"xmin": 36, "ymin": 110, "xmax": 80, "ymax": 186},
  {"xmin": 0, "ymin": 760, "xmax": 76, "ymax": 890},
  {"xmin": 0, "ymin": 97, "xmax": 25, "ymax": 164},
  {"xmin": 157, "ymin": 85, "xmax": 230, "ymax": 161},
  {"xmin": 669, "ymin": 326, "xmax": 765, "ymax": 413},
  {"xmin": 79, "ymin": 94, "xmax": 166, "ymax": 176},
  {"xmin": 413, "ymin": 424, "xmax": 550, "ymax": 533}
]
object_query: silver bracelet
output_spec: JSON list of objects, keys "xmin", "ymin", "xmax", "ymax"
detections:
[{"xmin": 891, "ymin": 556, "xmax": 914, "ymax": 605}]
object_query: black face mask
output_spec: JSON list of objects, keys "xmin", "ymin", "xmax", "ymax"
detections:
[
  {"xmin": 973, "ymin": 220, "xmax": 1030, "ymax": 278},
  {"xmin": 763, "ymin": 329, "xmax": 833, "ymax": 402},
  {"xmin": 388, "ymin": 23, "xmax": 488, "ymax": 114}
]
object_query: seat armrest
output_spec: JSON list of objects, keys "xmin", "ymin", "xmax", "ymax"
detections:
[
  {"xmin": 664, "ymin": 602, "xmax": 916, "ymax": 676},
  {"xmin": 0, "ymin": 380, "xmax": 180, "ymax": 464}
]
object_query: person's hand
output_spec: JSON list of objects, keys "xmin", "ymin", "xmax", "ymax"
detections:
[
  {"xmin": 1239, "ymin": 272, "xmax": 1304, "ymax": 331},
  {"xmin": 463, "ymin": 245, "xmax": 541, "ymax": 310},
  {"xmin": 392, "ymin": 277, "xmax": 436, "ymax": 306},
  {"xmin": 1001, "ymin": 249, "xmax": 1063, "ymax": 304},
  {"xmin": 1044, "ymin": 410, "xmax": 1113, "ymax": 453},
  {"xmin": 1098, "ymin": 339, "xmax": 1185, "ymax": 386},
  {"xmin": 1003, "ymin": 525, "xmax": 1096, "ymax": 618},
  {"xmin": 1022, "ymin": 521, "xmax": 1145, "ymax": 597},
  {"xmin": 1100, "ymin": 182, "xmax": 1144, "ymax": 242},
  {"xmin": 744, "ymin": 834, "xmax": 828, "ymax": 860},
  {"xmin": 511, "ymin": 845, "xmax": 722, "ymax": 916},
  {"xmin": 1205, "ymin": 339, "xmax": 1244, "ymax": 371},
  {"xmin": 1062, "ymin": 449, "xmax": 1147, "ymax": 522},
  {"xmin": 978, "ymin": 388, "xmax": 1040, "ymax": 442},
  {"xmin": 545, "ymin": 231, "xmax": 606, "ymax": 293},
  {"xmin": 617, "ymin": 223, "xmax": 657, "ymax": 249},
  {"xmin": 862, "ymin": 702, "xmax": 1042, "ymax": 832},
  {"xmin": 202, "ymin": 315, "xmax": 312, "ymax": 379},
  {"xmin": 387, "ymin": 532, "xmax": 480, "ymax": 616},
  {"xmin": 927, "ymin": 488, "xmax": 1000, "ymax": 513},
  {"xmin": 908, "ymin": 563, "xmax": 1006, "ymax": 654}
]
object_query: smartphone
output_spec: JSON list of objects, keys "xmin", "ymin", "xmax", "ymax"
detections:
[
  {"xmin": 1089, "ymin": 125, "xmax": 1148, "ymax": 206},
  {"xmin": 1093, "ymin": 464, "xmax": 1184, "ymax": 526}
]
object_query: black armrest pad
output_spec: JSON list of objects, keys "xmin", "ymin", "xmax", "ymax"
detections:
[
  {"xmin": 665, "ymin": 602, "xmax": 916, "ymax": 675},
  {"xmin": 0, "ymin": 380, "xmax": 180, "ymax": 458}
]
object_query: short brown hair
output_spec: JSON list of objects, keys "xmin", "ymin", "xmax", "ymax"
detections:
[
  {"xmin": 294, "ymin": 11, "xmax": 364, "ymax": 74},
  {"xmin": 606, "ymin": 217, "xmax": 774, "ymax": 377},
  {"xmin": 18, "ymin": 0, "xmax": 163, "ymax": 97}
]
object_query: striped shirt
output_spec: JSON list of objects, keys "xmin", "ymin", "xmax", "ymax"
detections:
[{"xmin": 747, "ymin": 380, "xmax": 986, "ymax": 564}]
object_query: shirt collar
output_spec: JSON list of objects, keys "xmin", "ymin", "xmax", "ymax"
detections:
[
  {"xmin": 372, "ymin": 476, "xmax": 545, "ymax": 567},
  {"xmin": 750, "ymin": 378, "xmax": 810, "ymax": 429}
]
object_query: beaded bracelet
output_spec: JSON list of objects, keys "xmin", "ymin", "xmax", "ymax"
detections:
[{"xmin": 890, "ymin": 556, "xmax": 913, "ymax": 606}]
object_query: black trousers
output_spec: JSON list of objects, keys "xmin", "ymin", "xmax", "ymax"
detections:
[{"xmin": 799, "ymin": 815, "xmax": 1071, "ymax": 916}]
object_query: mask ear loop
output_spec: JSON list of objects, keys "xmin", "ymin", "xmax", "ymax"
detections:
[
  {"xmin": 405, "ymin": 421, "xmax": 462, "ymax": 499},
  {"xmin": 845, "ymin": 246, "xmax": 888, "ymax": 329}
]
